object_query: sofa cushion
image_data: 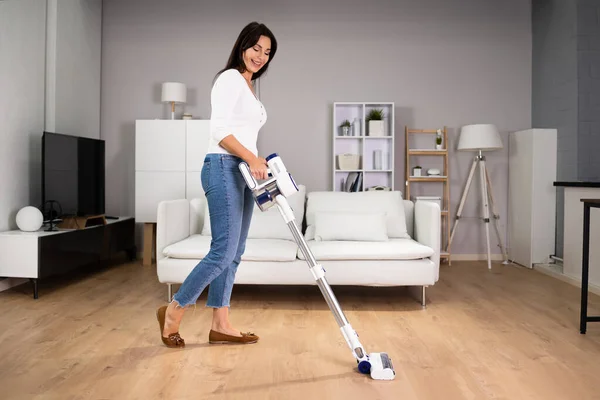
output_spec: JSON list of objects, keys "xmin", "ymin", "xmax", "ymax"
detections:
[
  {"xmin": 314, "ymin": 211, "xmax": 388, "ymax": 242},
  {"xmin": 297, "ymin": 236, "xmax": 434, "ymax": 261},
  {"xmin": 305, "ymin": 191, "xmax": 410, "ymax": 239},
  {"xmin": 162, "ymin": 235, "xmax": 299, "ymax": 262},
  {"xmin": 201, "ymin": 185, "xmax": 306, "ymax": 241}
]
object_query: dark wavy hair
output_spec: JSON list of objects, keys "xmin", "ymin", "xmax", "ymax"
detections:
[{"xmin": 216, "ymin": 22, "xmax": 277, "ymax": 81}]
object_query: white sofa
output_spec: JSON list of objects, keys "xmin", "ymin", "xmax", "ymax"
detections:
[{"xmin": 156, "ymin": 186, "xmax": 441, "ymax": 305}]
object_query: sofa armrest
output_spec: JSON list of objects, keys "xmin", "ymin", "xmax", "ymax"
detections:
[
  {"xmin": 414, "ymin": 201, "xmax": 441, "ymax": 280},
  {"xmin": 156, "ymin": 199, "xmax": 190, "ymax": 261}
]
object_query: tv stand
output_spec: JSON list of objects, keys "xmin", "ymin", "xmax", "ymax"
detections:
[{"xmin": 0, "ymin": 217, "xmax": 136, "ymax": 299}]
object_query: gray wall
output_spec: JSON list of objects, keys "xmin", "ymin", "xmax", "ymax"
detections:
[
  {"xmin": 532, "ymin": 0, "xmax": 600, "ymax": 259},
  {"xmin": 0, "ymin": 0, "xmax": 47, "ymax": 232},
  {"xmin": 101, "ymin": 0, "xmax": 532, "ymax": 255},
  {"xmin": 577, "ymin": 0, "xmax": 600, "ymax": 181},
  {"xmin": 532, "ymin": 0, "xmax": 578, "ymax": 181}
]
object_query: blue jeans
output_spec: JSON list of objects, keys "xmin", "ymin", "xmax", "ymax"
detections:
[{"xmin": 172, "ymin": 153, "xmax": 254, "ymax": 308}]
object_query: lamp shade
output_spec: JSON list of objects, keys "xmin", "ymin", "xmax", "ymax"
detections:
[
  {"xmin": 457, "ymin": 124, "xmax": 503, "ymax": 151},
  {"xmin": 161, "ymin": 82, "xmax": 186, "ymax": 103}
]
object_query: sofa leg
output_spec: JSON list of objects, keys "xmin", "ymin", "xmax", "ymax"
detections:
[
  {"xmin": 407, "ymin": 285, "xmax": 427, "ymax": 307},
  {"xmin": 167, "ymin": 284, "xmax": 173, "ymax": 302}
]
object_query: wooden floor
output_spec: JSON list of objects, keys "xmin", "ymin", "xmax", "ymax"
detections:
[{"xmin": 1, "ymin": 259, "xmax": 600, "ymax": 400}]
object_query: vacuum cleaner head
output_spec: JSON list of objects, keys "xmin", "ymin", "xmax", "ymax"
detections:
[{"xmin": 358, "ymin": 352, "xmax": 396, "ymax": 380}]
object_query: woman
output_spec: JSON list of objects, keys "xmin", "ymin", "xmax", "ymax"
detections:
[{"xmin": 156, "ymin": 22, "xmax": 277, "ymax": 348}]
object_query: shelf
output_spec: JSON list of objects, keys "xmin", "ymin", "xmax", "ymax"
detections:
[
  {"xmin": 409, "ymin": 150, "xmax": 448, "ymax": 155},
  {"xmin": 335, "ymin": 136, "xmax": 394, "ymax": 139},
  {"xmin": 336, "ymin": 169, "xmax": 393, "ymax": 173},
  {"xmin": 406, "ymin": 126, "xmax": 451, "ymax": 263},
  {"xmin": 408, "ymin": 176, "xmax": 447, "ymax": 182},
  {"xmin": 335, "ymin": 101, "xmax": 394, "ymax": 105},
  {"xmin": 406, "ymin": 129, "xmax": 439, "ymax": 134}
]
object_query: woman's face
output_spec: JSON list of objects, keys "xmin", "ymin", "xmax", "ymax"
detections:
[{"xmin": 243, "ymin": 35, "xmax": 271, "ymax": 74}]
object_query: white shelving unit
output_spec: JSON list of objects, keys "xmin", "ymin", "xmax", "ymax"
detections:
[{"xmin": 332, "ymin": 102, "xmax": 395, "ymax": 192}]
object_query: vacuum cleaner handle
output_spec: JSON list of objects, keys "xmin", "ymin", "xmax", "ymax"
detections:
[
  {"xmin": 238, "ymin": 162, "xmax": 257, "ymax": 189},
  {"xmin": 238, "ymin": 162, "xmax": 273, "ymax": 190}
]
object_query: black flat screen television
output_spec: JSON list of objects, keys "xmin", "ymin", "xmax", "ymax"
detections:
[{"xmin": 42, "ymin": 131, "xmax": 105, "ymax": 219}]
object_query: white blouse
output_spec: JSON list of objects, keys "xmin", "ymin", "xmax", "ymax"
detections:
[{"xmin": 207, "ymin": 68, "xmax": 267, "ymax": 157}]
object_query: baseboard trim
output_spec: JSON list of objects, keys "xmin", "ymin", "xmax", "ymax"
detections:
[
  {"xmin": 0, "ymin": 278, "xmax": 28, "ymax": 293},
  {"xmin": 534, "ymin": 263, "xmax": 600, "ymax": 297},
  {"xmin": 450, "ymin": 254, "xmax": 505, "ymax": 261}
]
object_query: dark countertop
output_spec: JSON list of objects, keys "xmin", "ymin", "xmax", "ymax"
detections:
[
  {"xmin": 581, "ymin": 199, "xmax": 600, "ymax": 205},
  {"xmin": 554, "ymin": 181, "xmax": 600, "ymax": 188}
]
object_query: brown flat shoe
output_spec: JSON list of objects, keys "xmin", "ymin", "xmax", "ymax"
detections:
[
  {"xmin": 156, "ymin": 305, "xmax": 185, "ymax": 348},
  {"xmin": 209, "ymin": 329, "xmax": 259, "ymax": 344}
]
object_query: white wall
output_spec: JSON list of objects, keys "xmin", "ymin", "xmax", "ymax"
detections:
[
  {"xmin": 47, "ymin": 0, "xmax": 102, "ymax": 139},
  {"xmin": 0, "ymin": 0, "xmax": 48, "ymax": 232},
  {"xmin": 0, "ymin": 0, "xmax": 102, "ymax": 234},
  {"xmin": 101, "ymin": 0, "xmax": 532, "ymax": 256}
]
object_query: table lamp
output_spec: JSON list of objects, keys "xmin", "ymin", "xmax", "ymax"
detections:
[
  {"xmin": 161, "ymin": 82, "xmax": 186, "ymax": 119},
  {"xmin": 448, "ymin": 124, "xmax": 509, "ymax": 269}
]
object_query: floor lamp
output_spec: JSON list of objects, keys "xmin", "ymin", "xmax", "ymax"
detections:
[{"xmin": 448, "ymin": 124, "xmax": 509, "ymax": 269}]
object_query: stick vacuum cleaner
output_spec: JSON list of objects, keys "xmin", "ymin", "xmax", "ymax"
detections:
[{"xmin": 239, "ymin": 153, "xmax": 396, "ymax": 381}]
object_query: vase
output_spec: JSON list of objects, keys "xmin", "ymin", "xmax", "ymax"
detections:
[
  {"xmin": 373, "ymin": 150, "xmax": 382, "ymax": 170},
  {"xmin": 368, "ymin": 120, "xmax": 384, "ymax": 136},
  {"xmin": 353, "ymin": 118, "xmax": 361, "ymax": 136}
]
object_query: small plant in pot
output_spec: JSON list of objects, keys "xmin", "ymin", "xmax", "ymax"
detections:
[
  {"xmin": 436, "ymin": 135, "xmax": 443, "ymax": 150},
  {"xmin": 413, "ymin": 165, "xmax": 422, "ymax": 177},
  {"xmin": 366, "ymin": 109, "xmax": 385, "ymax": 136},
  {"xmin": 340, "ymin": 120, "xmax": 351, "ymax": 136}
]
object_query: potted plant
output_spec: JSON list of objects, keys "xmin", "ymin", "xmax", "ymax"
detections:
[
  {"xmin": 340, "ymin": 120, "xmax": 351, "ymax": 136},
  {"xmin": 436, "ymin": 129, "xmax": 443, "ymax": 150},
  {"xmin": 366, "ymin": 109, "xmax": 385, "ymax": 136},
  {"xmin": 413, "ymin": 165, "xmax": 422, "ymax": 177}
]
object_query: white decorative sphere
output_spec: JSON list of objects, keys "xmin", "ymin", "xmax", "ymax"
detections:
[{"xmin": 16, "ymin": 206, "xmax": 44, "ymax": 232}]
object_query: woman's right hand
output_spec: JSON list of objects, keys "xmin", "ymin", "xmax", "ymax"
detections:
[{"xmin": 248, "ymin": 156, "xmax": 269, "ymax": 180}]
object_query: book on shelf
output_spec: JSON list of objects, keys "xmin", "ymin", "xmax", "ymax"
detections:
[{"xmin": 344, "ymin": 172, "xmax": 363, "ymax": 192}]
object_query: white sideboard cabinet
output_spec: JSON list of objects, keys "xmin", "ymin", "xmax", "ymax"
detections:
[{"xmin": 135, "ymin": 119, "xmax": 210, "ymax": 265}]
